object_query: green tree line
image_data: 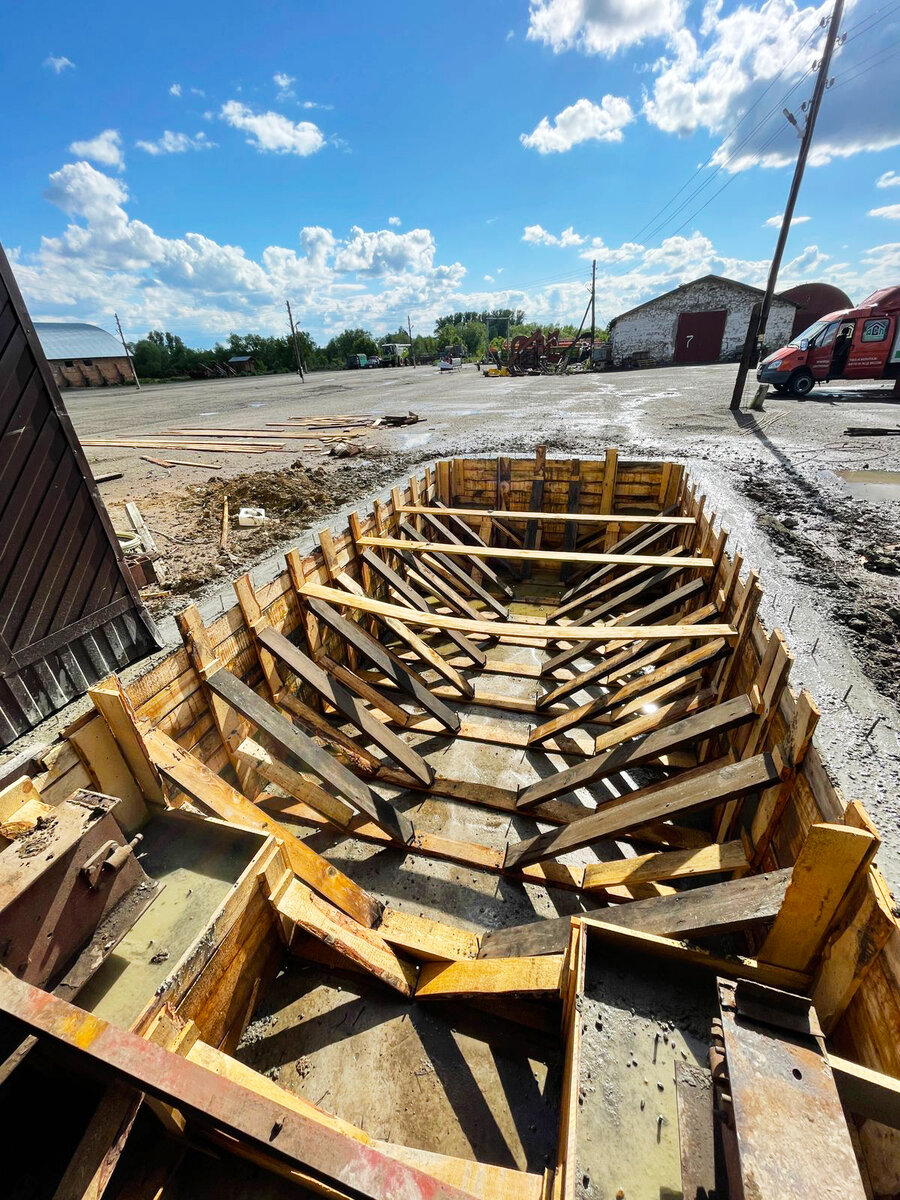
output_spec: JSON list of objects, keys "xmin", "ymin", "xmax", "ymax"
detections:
[{"xmin": 128, "ymin": 309, "xmax": 607, "ymax": 380}]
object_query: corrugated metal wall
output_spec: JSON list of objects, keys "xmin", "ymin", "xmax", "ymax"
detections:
[{"xmin": 0, "ymin": 242, "xmax": 161, "ymax": 748}]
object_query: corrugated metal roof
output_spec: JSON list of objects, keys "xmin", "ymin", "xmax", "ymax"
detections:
[
  {"xmin": 227, "ymin": 354, "xmax": 254, "ymax": 363},
  {"xmin": 34, "ymin": 321, "xmax": 125, "ymax": 361}
]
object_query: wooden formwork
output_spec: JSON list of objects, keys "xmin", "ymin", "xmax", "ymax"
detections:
[{"xmin": 2, "ymin": 447, "xmax": 898, "ymax": 1198}]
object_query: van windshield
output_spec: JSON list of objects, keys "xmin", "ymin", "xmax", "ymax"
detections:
[{"xmin": 788, "ymin": 319, "xmax": 829, "ymax": 348}]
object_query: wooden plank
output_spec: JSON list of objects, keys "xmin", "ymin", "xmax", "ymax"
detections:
[
  {"xmin": 504, "ymin": 752, "xmax": 781, "ymax": 868},
  {"xmin": 299, "ymin": 582, "xmax": 735, "ymax": 643},
  {"xmin": 599, "ymin": 447, "xmax": 618, "ymax": 515},
  {"xmin": 88, "ymin": 676, "xmax": 165, "ymax": 803},
  {"xmin": 376, "ymin": 907, "xmax": 482, "ymax": 962},
  {"xmin": 528, "ymin": 635, "xmax": 728, "ymax": 746},
  {"xmin": 516, "ymin": 694, "xmax": 755, "ymax": 810},
  {"xmin": 542, "ymin": 575, "xmax": 709, "ymax": 674},
  {"xmin": 399, "ymin": 505, "xmax": 694, "ymax": 527},
  {"xmin": 415, "ymin": 954, "xmax": 564, "ymax": 999},
  {"xmin": 556, "ymin": 522, "xmax": 679, "ymax": 604},
  {"xmin": 811, "ymin": 868, "xmax": 898, "ymax": 1034},
  {"xmin": 50, "ymin": 1082, "xmax": 143, "ymax": 1200},
  {"xmin": 675, "ymin": 1063, "xmax": 716, "ymax": 1200},
  {"xmin": 580, "ymin": 920, "xmax": 811, "ymax": 991},
  {"xmin": 236, "ymin": 736, "xmax": 355, "ymax": 827},
  {"xmin": 305, "ymin": 595, "xmax": 460, "ymax": 731},
  {"xmin": 583, "ymin": 840, "xmax": 748, "ymax": 889},
  {"xmin": 415, "ymin": 509, "xmax": 514, "ymax": 598},
  {"xmin": 142, "ymin": 725, "xmax": 381, "ymax": 928},
  {"xmin": 537, "ymin": 602, "xmax": 719, "ymax": 706},
  {"xmin": 478, "ymin": 869, "xmax": 792, "ymax": 959},
  {"xmin": 359, "ymin": 535, "xmax": 713, "ymax": 570},
  {"xmin": 256, "ymin": 625, "xmax": 433, "ymax": 786},
  {"xmin": 759, "ymin": 823, "xmax": 877, "ymax": 974},
  {"xmin": 829, "ymin": 1054, "xmax": 900, "ymax": 1130},
  {"xmin": 359, "ymin": 547, "xmax": 486, "ymax": 666},
  {"xmin": 0, "ymin": 973, "xmax": 476, "ymax": 1200},
  {"xmin": 276, "ymin": 878, "xmax": 417, "ymax": 997},
  {"xmin": 205, "ymin": 667, "xmax": 414, "ymax": 844},
  {"xmin": 397, "ymin": 519, "xmax": 510, "ymax": 619}
]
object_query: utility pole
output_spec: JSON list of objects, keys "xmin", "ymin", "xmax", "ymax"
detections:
[
  {"xmin": 589, "ymin": 259, "xmax": 597, "ymax": 367},
  {"xmin": 408, "ymin": 313, "xmax": 416, "ymax": 367},
  {"xmin": 731, "ymin": 0, "xmax": 844, "ymax": 409},
  {"xmin": 285, "ymin": 299, "xmax": 305, "ymax": 381},
  {"xmin": 114, "ymin": 312, "xmax": 140, "ymax": 390}
]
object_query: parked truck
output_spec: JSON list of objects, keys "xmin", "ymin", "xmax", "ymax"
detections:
[{"xmin": 757, "ymin": 285, "xmax": 900, "ymax": 396}]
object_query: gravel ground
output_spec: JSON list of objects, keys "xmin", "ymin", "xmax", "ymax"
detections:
[{"xmin": 44, "ymin": 364, "xmax": 900, "ymax": 886}]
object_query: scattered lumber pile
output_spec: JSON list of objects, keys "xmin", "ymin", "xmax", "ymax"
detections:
[{"xmin": 1, "ymin": 448, "xmax": 897, "ymax": 1199}]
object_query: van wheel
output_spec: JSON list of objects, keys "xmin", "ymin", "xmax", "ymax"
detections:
[{"xmin": 788, "ymin": 369, "xmax": 815, "ymax": 397}]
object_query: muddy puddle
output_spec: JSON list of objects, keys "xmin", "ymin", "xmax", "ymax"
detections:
[{"xmin": 835, "ymin": 469, "xmax": 900, "ymax": 504}]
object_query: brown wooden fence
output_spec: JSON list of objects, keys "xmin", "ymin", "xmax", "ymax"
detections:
[{"xmin": 0, "ymin": 242, "xmax": 160, "ymax": 746}]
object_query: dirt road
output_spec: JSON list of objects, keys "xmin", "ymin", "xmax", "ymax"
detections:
[{"xmin": 65, "ymin": 363, "xmax": 900, "ymax": 884}]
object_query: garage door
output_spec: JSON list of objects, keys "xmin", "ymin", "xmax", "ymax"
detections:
[{"xmin": 674, "ymin": 310, "xmax": 727, "ymax": 363}]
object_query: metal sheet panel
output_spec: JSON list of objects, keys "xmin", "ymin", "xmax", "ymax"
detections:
[{"xmin": 0, "ymin": 243, "xmax": 160, "ymax": 748}]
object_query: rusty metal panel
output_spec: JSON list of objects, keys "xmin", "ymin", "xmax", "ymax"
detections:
[
  {"xmin": 717, "ymin": 978, "xmax": 866, "ymax": 1199},
  {"xmin": 674, "ymin": 310, "xmax": 727, "ymax": 363},
  {"xmin": 0, "ymin": 243, "xmax": 160, "ymax": 746}
]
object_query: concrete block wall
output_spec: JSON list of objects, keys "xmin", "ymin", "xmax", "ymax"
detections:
[{"xmin": 610, "ymin": 278, "xmax": 795, "ymax": 365}]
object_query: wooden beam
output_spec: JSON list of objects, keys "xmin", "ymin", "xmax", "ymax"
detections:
[
  {"xmin": 478, "ymin": 868, "xmax": 792, "ymax": 957},
  {"xmin": 415, "ymin": 954, "xmax": 564, "ymax": 1000},
  {"xmin": 758, "ymin": 823, "xmax": 877, "ymax": 974},
  {"xmin": 829, "ymin": 1054, "xmax": 900, "ymax": 1130},
  {"xmin": 304, "ymin": 595, "xmax": 461, "ymax": 729},
  {"xmin": 811, "ymin": 866, "xmax": 897, "ymax": 1034},
  {"xmin": 358, "ymin": 548, "xmax": 486, "ymax": 666},
  {"xmin": 256, "ymin": 625, "xmax": 433, "ymax": 786},
  {"xmin": 205, "ymin": 667, "xmax": 414, "ymax": 845},
  {"xmin": 276, "ymin": 878, "xmax": 417, "ymax": 997},
  {"xmin": 358, "ymin": 536, "xmax": 713, "ymax": 570},
  {"xmin": 580, "ymin": 920, "xmax": 811, "ymax": 992},
  {"xmin": 516, "ymin": 694, "xmax": 754, "ymax": 810},
  {"xmin": 414, "ymin": 510, "xmax": 514, "ymax": 598},
  {"xmin": 300, "ymin": 582, "xmax": 735, "ymax": 643},
  {"xmin": 504, "ymin": 752, "xmax": 781, "ymax": 868},
  {"xmin": 142, "ymin": 725, "xmax": 382, "ymax": 928},
  {"xmin": 528, "ymin": 635, "xmax": 728, "ymax": 747},
  {"xmin": 582, "ymin": 841, "xmax": 748, "ymax": 889},
  {"xmin": 399, "ymin": 505, "xmax": 694, "ymax": 527},
  {"xmin": 537, "ymin": 602, "xmax": 720, "ymax": 707},
  {"xmin": 51, "ymin": 1083, "xmax": 143, "ymax": 1200},
  {"xmin": 397, "ymin": 519, "xmax": 509, "ymax": 619},
  {"xmin": 0, "ymin": 973, "xmax": 475, "ymax": 1200},
  {"xmin": 88, "ymin": 676, "xmax": 164, "ymax": 803}
]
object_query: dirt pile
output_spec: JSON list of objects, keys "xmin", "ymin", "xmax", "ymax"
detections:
[{"xmin": 118, "ymin": 460, "xmax": 344, "ymax": 598}]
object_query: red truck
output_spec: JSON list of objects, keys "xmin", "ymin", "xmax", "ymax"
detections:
[{"xmin": 757, "ymin": 286, "xmax": 900, "ymax": 396}]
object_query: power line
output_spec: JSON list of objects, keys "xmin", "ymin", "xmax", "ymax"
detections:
[{"xmin": 629, "ymin": 23, "xmax": 822, "ymax": 244}]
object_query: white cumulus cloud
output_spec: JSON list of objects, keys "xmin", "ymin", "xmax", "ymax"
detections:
[
  {"xmin": 169, "ymin": 83, "xmax": 182, "ymax": 97},
  {"xmin": 527, "ymin": 0, "xmax": 686, "ymax": 55},
  {"xmin": 388, "ymin": 216, "xmax": 402, "ymax": 226},
  {"xmin": 764, "ymin": 213, "xmax": 811, "ymax": 228},
  {"xmin": 44, "ymin": 55, "xmax": 74, "ymax": 74},
  {"xmin": 68, "ymin": 129, "xmax": 124, "ymax": 170},
  {"xmin": 521, "ymin": 95, "xmax": 634, "ymax": 153},
  {"xmin": 870, "ymin": 205, "xmax": 900, "ymax": 220},
  {"xmin": 220, "ymin": 101, "xmax": 325, "ymax": 156},
  {"xmin": 877, "ymin": 171, "xmax": 900, "ymax": 189},
  {"xmin": 274, "ymin": 72, "xmax": 295, "ymax": 99},
  {"xmin": 643, "ymin": 0, "xmax": 900, "ymax": 172},
  {"xmin": 136, "ymin": 131, "xmax": 216, "ymax": 155},
  {"xmin": 522, "ymin": 224, "xmax": 585, "ymax": 246}
]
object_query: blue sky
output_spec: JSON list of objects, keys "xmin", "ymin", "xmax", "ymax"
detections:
[{"xmin": 2, "ymin": 0, "xmax": 900, "ymax": 346}]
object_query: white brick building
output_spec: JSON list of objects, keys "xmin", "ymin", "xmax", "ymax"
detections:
[{"xmin": 608, "ymin": 275, "xmax": 797, "ymax": 367}]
